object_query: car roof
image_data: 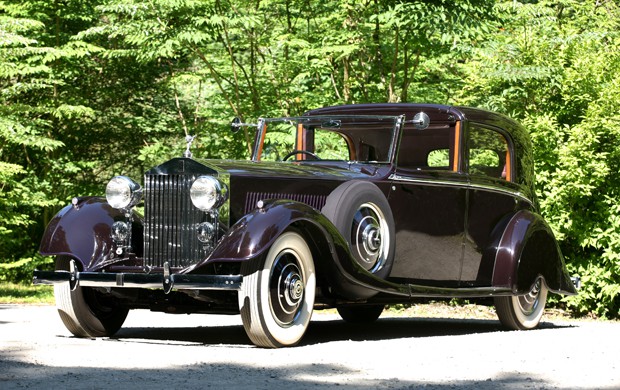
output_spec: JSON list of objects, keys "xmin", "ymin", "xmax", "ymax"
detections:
[
  {"xmin": 305, "ymin": 103, "xmax": 463, "ymax": 123},
  {"xmin": 304, "ymin": 103, "xmax": 535, "ymax": 195},
  {"xmin": 304, "ymin": 103, "xmax": 524, "ymax": 135}
]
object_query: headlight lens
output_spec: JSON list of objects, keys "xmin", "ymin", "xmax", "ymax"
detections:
[
  {"xmin": 190, "ymin": 176, "xmax": 228, "ymax": 211},
  {"xmin": 106, "ymin": 176, "xmax": 142, "ymax": 210}
]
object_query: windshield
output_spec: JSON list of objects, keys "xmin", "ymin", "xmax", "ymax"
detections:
[{"xmin": 253, "ymin": 115, "xmax": 401, "ymax": 163}]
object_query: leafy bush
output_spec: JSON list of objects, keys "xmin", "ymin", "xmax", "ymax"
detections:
[
  {"xmin": 455, "ymin": 0, "xmax": 620, "ymax": 318},
  {"xmin": 0, "ymin": 255, "xmax": 54, "ymax": 285},
  {"xmin": 2, "ymin": 0, "xmax": 619, "ymax": 318}
]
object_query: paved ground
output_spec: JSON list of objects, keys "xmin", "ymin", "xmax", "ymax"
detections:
[{"xmin": 0, "ymin": 304, "xmax": 618, "ymax": 389}]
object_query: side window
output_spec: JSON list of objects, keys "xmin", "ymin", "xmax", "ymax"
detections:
[
  {"xmin": 467, "ymin": 124, "xmax": 512, "ymax": 181},
  {"xmin": 260, "ymin": 122, "xmax": 295, "ymax": 161},
  {"xmin": 427, "ymin": 149, "xmax": 450, "ymax": 167},
  {"xmin": 314, "ymin": 129, "xmax": 350, "ymax": 160},
  {"xmin": 397, "ymin": 125, "xmax": 456, "ymax": 171}
]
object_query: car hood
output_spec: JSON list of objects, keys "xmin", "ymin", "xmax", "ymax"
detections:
[
  {"xmin": 195, "ymin": 159, "xmax": 387, "ymax": 180},
  {"xmin": 145, "ymin": 157, "xmax": 390, "ymax": 182}
]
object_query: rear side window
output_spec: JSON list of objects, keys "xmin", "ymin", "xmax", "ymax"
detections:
[
  {"xmin": 427, "ymin": 149, "xmax": 450, "ymax": 167},
  {"xmin": 397, "ymin": 124, "xmax": 457, "ymax": 171},
  {"xmin": 467, "ymin": 124, "xmax": 512, "ymax": 181}
]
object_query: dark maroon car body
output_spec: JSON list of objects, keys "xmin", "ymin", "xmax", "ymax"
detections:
[{"xmin": 35, "ymin": 103, "xmax": 576, "ymax": 347}]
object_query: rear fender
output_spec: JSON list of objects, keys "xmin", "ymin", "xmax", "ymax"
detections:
[
  {"xmin": 39, "ymin": 197, "xmax": 143, "ymax": 271},
  {"xmin": 492, "ymin": 210, "xmax": 576, "ymax": 295}
]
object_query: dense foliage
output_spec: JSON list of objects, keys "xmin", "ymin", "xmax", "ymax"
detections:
[
  {"xmin": 455, "ymin": 0, "xmax": 620, "ymax": 318},
  {"xmin": 1, "ymin": 0, "xmax": 618, "ymax": 317}
]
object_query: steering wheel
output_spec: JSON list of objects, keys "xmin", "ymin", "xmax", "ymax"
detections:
[{"xmin": 282, "ymin": 150, "xmax": 321, "ymax": 161}]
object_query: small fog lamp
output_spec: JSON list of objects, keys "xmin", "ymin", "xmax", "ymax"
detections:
[
  {"xmin": 197, "ymin": 222, "xmax": 215, "ymax": 243},
  {"xmin": 111, "ymin": 221, "xmax": 130, "ymax": 243}
]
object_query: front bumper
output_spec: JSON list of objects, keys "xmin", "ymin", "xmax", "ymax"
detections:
[{"xmin": 33, "ymin": 260, "xmax": 242, "ymax": 294}]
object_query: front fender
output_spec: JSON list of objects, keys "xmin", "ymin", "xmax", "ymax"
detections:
[
  {"xmin": 39, "ymin": 197, "xmax": 142, "ymax": 271},
  {"xmin": 184, "ymin": 199, "xmax": 404, "ymax": 299},
  {"xmin": 492, "ymin": 210, "xmax": 576, "ymax": 295},
  {"xmin": 186, "ymin": 199, "xmax": 338, "ymax": 267}
]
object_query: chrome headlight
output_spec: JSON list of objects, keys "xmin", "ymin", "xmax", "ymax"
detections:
[
  {"xmin": 106, "ymin": 176, "xmax": 142, "ymax": 210},
  {"xmin": 190, "ymin": 176, "xmax": 228, "ymax": 211}
]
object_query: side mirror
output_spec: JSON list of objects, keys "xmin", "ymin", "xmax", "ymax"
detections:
[
  {"xmin": 230, "ymin": 117, "xmax": 242, "ymax": 133},
  {"xmin": 321, "ymin": 119, "xmax": 341, "ymax": 129},
  {"xmin": 410, "ymin": 112, "xmax": 430, "ymax": 130}
]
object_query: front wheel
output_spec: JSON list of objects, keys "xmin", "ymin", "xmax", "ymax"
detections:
[
  {"xmin": 494, "ymin": 279, "xmax": 548, "ymax": 330},
  {"xmin": 54, "ymin": 257, "xmax": 128, "ymax": 337},
  {"xmin": 239, "ymin": 231, "xmax": 316, "ymax": 348}
]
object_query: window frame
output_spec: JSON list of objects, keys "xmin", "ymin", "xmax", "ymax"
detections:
[
  {"xmin": 394, "ymin": 120, "xmax": 462, "ymax": 173},
  {"xmin": 464, "ymin": 122, "xmax": 515, "ymax": 183}
]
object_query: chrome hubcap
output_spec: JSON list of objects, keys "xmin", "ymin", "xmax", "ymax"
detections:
[
  {"xmin": 352, "ymin": 202, "xmax": 389, "ymax": 272},
  {"xmin": 362, "ymin": 224, "xmax": 381, "ymax": 252},
  {"xmin": 285, "ymin": 272, "xmax": 304, "ymax": 303},
  {"xmin": 269, "ymin": 250, "xmax": 305, "ymax": 326},
  {"xmin": 518, "ymin": 279, "xmax": 542, "ymax": 316}
]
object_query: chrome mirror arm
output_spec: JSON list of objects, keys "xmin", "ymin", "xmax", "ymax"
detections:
[
  {"xmin": 406, "ymin": 112, "xmax": 430, "ymax": 130},
  {"xmin": 231, "ymin": 117, "xmax": 259, "ymax": 133}
]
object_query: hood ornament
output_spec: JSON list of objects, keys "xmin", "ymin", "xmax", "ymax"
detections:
[{"xmin": 184, "ymin": 134, "xmax": 196, "ymax": 158}]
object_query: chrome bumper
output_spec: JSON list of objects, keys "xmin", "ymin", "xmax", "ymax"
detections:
[{"xmin": 33, "ymin": 260, "xmax": 241, "ymax": 294}]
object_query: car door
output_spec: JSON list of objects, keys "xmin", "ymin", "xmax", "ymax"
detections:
[
  {"xmin": 388, "ymin": 121, "xmax": 467, "ymax": 286},
  {"xmin": 462, "ymin": 123, "xmax": 525, "ymax": 287}
]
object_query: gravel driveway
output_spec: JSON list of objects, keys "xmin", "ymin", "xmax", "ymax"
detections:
[{"xmin": 1, "ymin": 304, "xmax": 618, "ymax": 389}]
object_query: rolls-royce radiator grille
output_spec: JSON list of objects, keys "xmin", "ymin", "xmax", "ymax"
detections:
[{"xmin": 144, "ymin": 174, "xmax": 205, "ymax": 269}]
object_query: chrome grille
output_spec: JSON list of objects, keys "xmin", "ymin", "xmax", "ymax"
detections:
[
  {"xmin": 144, "ymin": 174, "xmax": 205, "ymax": 269},
  {"xmin": 244, "ymin": 192, "xmax": 327, "ymax": 214}
]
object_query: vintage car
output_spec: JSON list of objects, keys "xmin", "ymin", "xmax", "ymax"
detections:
[{"xmin": 34, "ymin": 103, "xmax": 577, "ymax": 348}]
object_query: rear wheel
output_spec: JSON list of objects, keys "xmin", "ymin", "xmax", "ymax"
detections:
[
  {"xmin": 239, "ymin": 231, "xmax": 316, "ymax": 348},
  {"xmin": 495, "ymin": 279, "xmax": 548, "ymax": 330},
  {"xmin": 54, "ymin": 257, "xmax": 128, "ymax": 337}
]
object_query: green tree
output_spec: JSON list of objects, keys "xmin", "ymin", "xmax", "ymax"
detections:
[
  {"xmin": 455, "ymin": 0, "xmax": 620, "ymax": 318},
  {"xmin": 6, "ymin": 0, "xmax": 618, "ymax": 320},
  {"xmin": 0, "ymin": 0, "xmax": 185, "ymax": 281},
  {"xmin": 1, "ymin": 2, "xmax": 67, "ymax": 275},
  {"xmin": 82, "ymin": 0, "xmax": 495, "ymax": 154}
]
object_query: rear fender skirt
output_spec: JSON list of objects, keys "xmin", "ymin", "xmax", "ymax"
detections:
[
  {"xmin": 492, "ymin": 210, "xmax": 576, "ymax": 295},
  {"xmin": 39, "ymin": 197, "xmax": 143, "ymax": 271}
]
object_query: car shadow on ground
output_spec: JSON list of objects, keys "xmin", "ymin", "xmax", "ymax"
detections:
[{"xmin": 111, "ymin": 315, "xmax": 571, "ymax": 347}]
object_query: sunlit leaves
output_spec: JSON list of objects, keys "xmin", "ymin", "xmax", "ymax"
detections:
[
  {"xmin": 1, "ymin": 0, "xmax": 618, "ymax": 317},
  {"xmin": 455, "ymin": 0, "xmax": 620, "ymax": 318}
]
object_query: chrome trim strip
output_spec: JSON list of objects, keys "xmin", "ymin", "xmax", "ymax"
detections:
[
  {"xmin": 407, "ymin": 284, "xmax": 512, "ymax": 298},
  {"xmin": 469, "ymin": 182, "xmax": 533, "ymax": 206},
  {"xmin": 390, "ymin": 174, "xmax": 464, "ymax": 188},
  {"xmin": 389, "ymin": 174, "xmax": 533, "ymax": 206}
]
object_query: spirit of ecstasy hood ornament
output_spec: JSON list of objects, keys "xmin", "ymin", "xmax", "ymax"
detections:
[{"xmin": 184, "ymin": 134, "xmax": 196, "ymax": 158}]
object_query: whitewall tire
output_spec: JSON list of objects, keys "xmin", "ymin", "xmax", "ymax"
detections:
[
  {"xmin": 239, "ymin": 231, "xmax": 316, "ymax": 348},
  {"xmin": 54, "ymin": 257, "xmax": 128, "ymax": 337},
  {"xmin": 495, "ymin": 279, "xmax": 548, "ymax": 330}
]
